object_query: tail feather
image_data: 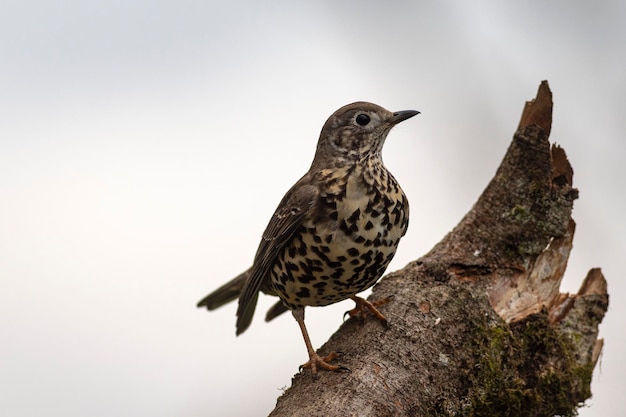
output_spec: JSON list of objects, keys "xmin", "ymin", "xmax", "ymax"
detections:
[
  {"xmin": 198, "ymin": 267, "xmax": 291, "ymax": 333},
  {"xmin": 265, "ymin": 300, "xmax": 290, "ymax": 322},
  {"xmin": 197, "ymin": 268, "xmax": 250, "ymax": 310}
]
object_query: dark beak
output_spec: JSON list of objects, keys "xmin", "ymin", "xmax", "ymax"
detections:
[{"xmin": 390, "ymin": 110, "xmax": 420, "ymax": 125}]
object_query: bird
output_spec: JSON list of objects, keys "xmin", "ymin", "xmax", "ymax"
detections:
[{"xmin": 197, "ymin": 102, "xmax": 419, "ymax": 373}]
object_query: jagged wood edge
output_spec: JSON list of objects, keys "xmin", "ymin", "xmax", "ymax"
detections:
[{"xmin": 268, "ymin": 81, "xmax": 608, "ymax": 417}]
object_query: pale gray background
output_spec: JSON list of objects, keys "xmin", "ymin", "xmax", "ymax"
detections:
[{"xmin": 1, "ymin": 1, "xmax": 624, "ymax": 416}]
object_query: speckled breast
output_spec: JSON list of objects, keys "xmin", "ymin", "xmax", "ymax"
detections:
[{"xmin": 270, "ymin": 161, "xmax": 409, "ymax": 309}]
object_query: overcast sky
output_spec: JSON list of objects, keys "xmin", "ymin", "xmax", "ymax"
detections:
[{"xmin": 1, "ymin": 1, "xmax": 624, "ymax": 416}]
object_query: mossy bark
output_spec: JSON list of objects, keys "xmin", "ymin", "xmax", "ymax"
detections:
[{"xmin": 268, "ymin": 81, "xmax": 608, "ymax": 417}]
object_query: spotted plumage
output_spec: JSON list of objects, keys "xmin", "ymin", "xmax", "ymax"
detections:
[
  {"xmin": 198, "ymin": 102, "xmax": 419, "ymax": 373},
  {"xmin": 271, "ymin": 161, "xmax": 409, "ymax": 310}
]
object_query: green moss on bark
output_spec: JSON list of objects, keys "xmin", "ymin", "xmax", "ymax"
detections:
[{"xmin": 464, "ymin": 313, "xmax": 593, "ymax": 417}]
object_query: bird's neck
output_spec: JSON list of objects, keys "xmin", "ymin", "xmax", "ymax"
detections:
[
  {"xmin": 311, "ymin": 150, "xmax": 384, "ymax": 171},
  {"xmin": 311, "ymin": 155, "xmax": 390, "ymax": 196}
]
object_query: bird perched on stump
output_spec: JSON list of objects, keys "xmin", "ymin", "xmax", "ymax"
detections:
[{"xmin": 197, "ymin": 102, "xmax": 419, "ymax": 373}]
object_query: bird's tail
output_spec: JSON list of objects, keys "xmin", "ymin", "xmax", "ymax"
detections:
[
  {"xmin": 197, "ymin": 268, "xmax": 250, "ymax": 310},
  {"xmin": 265, "ymin": 300, "xmax": 289, "ymax": 322},
  {"xmin": 197, "ymin": 267, "xmax": 291, "ymax": 329}
]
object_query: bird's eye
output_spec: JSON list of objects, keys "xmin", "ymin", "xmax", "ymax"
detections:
[{"xmin": 355, "ymin": 113, "xmax": 370, "ymax": 126}]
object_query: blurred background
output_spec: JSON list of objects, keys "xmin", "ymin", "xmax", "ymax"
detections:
[{"xmin": 1, "ymin": 1, "xmax": 623, "ymax": 416}]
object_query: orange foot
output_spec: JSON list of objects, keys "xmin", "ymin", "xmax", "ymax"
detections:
[
  {"xmin": 299, "ymin": 351, "xmax": 350, "ymax": 374},
  {"xmin": 344, "ymin": 295, "xmax": 393, "ymax": 324}
]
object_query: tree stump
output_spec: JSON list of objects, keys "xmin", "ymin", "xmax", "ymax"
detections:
[{"xmin": 268, "ymin": 81, "xmax": 608, "ymax": 417}]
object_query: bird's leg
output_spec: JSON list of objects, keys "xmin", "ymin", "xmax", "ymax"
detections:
[
  {"xmin": 344, "ymin": 295, "xmax": 392, "ymax": 324},
  {"xmin": 292, "ymin": 308, "xmax": 347, "ymax": 374}
]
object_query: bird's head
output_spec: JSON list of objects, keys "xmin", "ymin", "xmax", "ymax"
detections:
[{"xmin": 313, "ymin": 102, "xmax": 419, "ymax": 166}]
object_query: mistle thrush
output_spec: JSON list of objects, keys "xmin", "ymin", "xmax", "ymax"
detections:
[{"xmin": 198, "ymin": 102, "xmax": 419, "ymax": 373}]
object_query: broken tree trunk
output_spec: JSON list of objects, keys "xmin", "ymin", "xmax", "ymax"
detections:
[{"xmin": 268, "ymin": 81, "xmax": 608, "ymax": 417}]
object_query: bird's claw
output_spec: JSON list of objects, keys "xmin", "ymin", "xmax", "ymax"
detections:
[
  {"xmin": 344, "ymin": 295, "xmax": 393, "ymax": 324},
  {"xmin": 299, "ymin": 351, "xmax": 350, "ymax": 375}
]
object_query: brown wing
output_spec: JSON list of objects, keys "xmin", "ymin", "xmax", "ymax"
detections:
[{"xmin": 236, "ymin": 181, "xmax": 318, "ymax": 335}]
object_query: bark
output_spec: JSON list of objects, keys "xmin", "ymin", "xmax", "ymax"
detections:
[{"xmin": 268, "ymin": 81, "xmax": 608, "ymax": 417}]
